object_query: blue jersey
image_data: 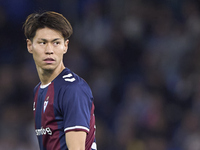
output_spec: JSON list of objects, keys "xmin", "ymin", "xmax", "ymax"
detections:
[{"xmin": 33, "ymin": 68, "xmax": 97, "ymax": 150}]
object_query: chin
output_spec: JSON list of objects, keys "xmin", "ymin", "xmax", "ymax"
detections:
[{"xmin": 42, "ymin": 66, "xmax": 56, "ymax": 72}]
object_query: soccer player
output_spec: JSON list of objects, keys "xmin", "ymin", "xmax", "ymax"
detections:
[{"xmin": 23, "ymin": 11, "xmax": 97, "ymax": 150}]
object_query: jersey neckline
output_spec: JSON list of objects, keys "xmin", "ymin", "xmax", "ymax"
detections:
[{"xmin": 40, "ymin": 82, "xmax": 51, "ymax": 89}]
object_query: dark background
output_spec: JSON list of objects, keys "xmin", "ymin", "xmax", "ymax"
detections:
[{"xmin": 0, "ymin": 0, "xmax": 200, "ymax": 149}]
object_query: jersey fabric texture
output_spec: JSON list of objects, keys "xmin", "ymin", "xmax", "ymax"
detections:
[{"xmin": 33, "ymin": 68, "xmax": 97, "ymax": 150}]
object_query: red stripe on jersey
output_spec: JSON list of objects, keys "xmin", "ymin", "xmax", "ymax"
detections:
[
  {"xmin": 85, "ymin": 103, "xmax": 96, "ymax": 150},
  {"xmin": 41, "ymin": 83, "xmax": 61, "ymax": 150}
]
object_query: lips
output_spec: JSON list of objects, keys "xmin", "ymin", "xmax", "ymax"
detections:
[
  {"xmin": 44, "ymin": 58, "xmax": 55, "ymax": 61},
  {"xmin": 44, "ymin": 58, "xmax": 55, "ymax": 63}
]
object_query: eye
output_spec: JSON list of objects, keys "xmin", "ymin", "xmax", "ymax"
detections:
[
  {"xmin": 53, "ymin": 41, "xmax": 60, "ymax": 46},
  {"xmin": 39, "ymin": 41, "xmax": 46, "ymax": 45}
]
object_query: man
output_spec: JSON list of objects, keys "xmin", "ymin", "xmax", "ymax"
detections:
[{"xmin": 23, "ymin": 11, "xmax": 97, "ymax": 150}]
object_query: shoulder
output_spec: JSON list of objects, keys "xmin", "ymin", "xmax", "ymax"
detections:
[
  {"xmin": 33, "ymin": 82, "xmax": 41, "ymax": 94},
  {"xmin": 54, "ymin": 68, "xmax": 92, "ymax": 95},
  {"xmin": 55, "ymin": 69, "xmax": 93, "ymax": 110}
]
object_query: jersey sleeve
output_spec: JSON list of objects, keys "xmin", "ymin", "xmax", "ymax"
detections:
[{"xmin": 60, "ymin": 82, "xmax": 93, "ymax": 134}]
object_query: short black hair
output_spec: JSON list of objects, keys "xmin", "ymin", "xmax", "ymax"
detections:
[{"xmin": 23, "ymin": 11, "xmax": 73, "ymax": 41}]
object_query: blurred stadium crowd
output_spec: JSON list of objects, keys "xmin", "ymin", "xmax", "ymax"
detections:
[{"xmin": 1, "ymin": 0, "xmax": 200, "ymax": 149}]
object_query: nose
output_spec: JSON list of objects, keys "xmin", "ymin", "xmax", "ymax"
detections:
[{"xmin": 45, "ymin": 43, "xmax": 54, "ymax": 54}]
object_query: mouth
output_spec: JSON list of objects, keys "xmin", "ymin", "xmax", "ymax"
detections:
[{"xmin": 43, "ymin": 58, "xmax": 55, "ymax": 64}]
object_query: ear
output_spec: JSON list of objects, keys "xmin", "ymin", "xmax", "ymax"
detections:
[
  {"xmin": 26, "ymin": 39, "xmax": 33, "ymax": 54},
  {"xmin": 63, "ymin": 39, "xmax": 69, "ymax": 54}
]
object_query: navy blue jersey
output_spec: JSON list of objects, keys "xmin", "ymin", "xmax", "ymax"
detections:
[{"xmin": 33, "ymin": 68, "xmax": 97, "ymax": 150}]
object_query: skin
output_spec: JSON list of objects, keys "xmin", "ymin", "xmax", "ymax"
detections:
[
  {"xmin": 27, "ymin": 27, "xmax": 86, "ymax": 150},
  {"xmin": 26, "ymin": 27, "xmax": 68, "ymax": 85}
]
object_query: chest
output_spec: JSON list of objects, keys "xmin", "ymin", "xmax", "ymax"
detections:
[{"xmin": 34, "ymin": 84, "xmax": 58, "ymax": 128}]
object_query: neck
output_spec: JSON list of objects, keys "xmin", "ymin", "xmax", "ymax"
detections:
[{"xmin": 37, "ymin": 64, "xmax": 65, "ymax": 85}]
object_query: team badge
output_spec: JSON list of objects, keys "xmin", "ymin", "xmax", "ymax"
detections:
[{"xmin": 43, "ymin": 96, "xmax": 49, "ymax": 112}]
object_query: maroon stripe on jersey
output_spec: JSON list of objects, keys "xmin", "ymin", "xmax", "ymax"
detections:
[
  {"xmin": 85, "ymin": 103, "xmax": 96, "ymax": 150},
  {"xmin": 41, "ymin": 83, "xmax": 61, "ymax": 150}
]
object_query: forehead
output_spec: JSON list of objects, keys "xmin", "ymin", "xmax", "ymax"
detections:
[{"xmin": 33, "ymin": 27, "xmax": 63, "ymax": 40}]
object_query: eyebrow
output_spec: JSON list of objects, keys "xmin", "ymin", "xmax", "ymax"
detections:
[{"xmin": 38, "ymin": 38, "xmax": 61, "ymax": 42}]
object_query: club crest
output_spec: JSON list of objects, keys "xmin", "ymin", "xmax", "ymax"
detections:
[{"xmin": 43, "ymin": 96, "xmax": 49, "ymax": 112}]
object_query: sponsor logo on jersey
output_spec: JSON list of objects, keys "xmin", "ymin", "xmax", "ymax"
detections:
[
  {"xmin": 63, "ymin": 73, "xmax": 76, "ymax": 82},
  {"xmin": 43, "ymin": 96, "xmax": 49, "ymax": 112},
  {"xmin": 35, "ymin": 127, "xmax": 52, "ymax": 136},
  {"xmin": 33, "ymin": 102, "xmax": 35, "ymax": 111}
]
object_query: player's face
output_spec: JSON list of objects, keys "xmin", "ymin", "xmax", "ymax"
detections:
[{"xmin": 27, "ymin": 27, "xmax": 68, "ymax": 72}]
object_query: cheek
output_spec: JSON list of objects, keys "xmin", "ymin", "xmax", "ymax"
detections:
[
  {"xmin": 32, "ymin": 46, "xmax": 43, "ymax": 55},
  {"xmin": 32, "ymin": 50, "xmax": 42, "ymax": 63},
  {"xmin": 56, "ymin": 47, "xmax": 66, "ymax": 55},
  {"xmin": 32, "ymin": 54, "xmax": 39, "ymax": 64},
  {"xmin": 57, "ymin": 52, "xmax": 64, "ymax": 59}
]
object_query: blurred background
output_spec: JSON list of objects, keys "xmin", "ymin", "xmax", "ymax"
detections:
[{"xmin": 1, "ymin": 0, "xmax": 200, "ymax": 149}]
